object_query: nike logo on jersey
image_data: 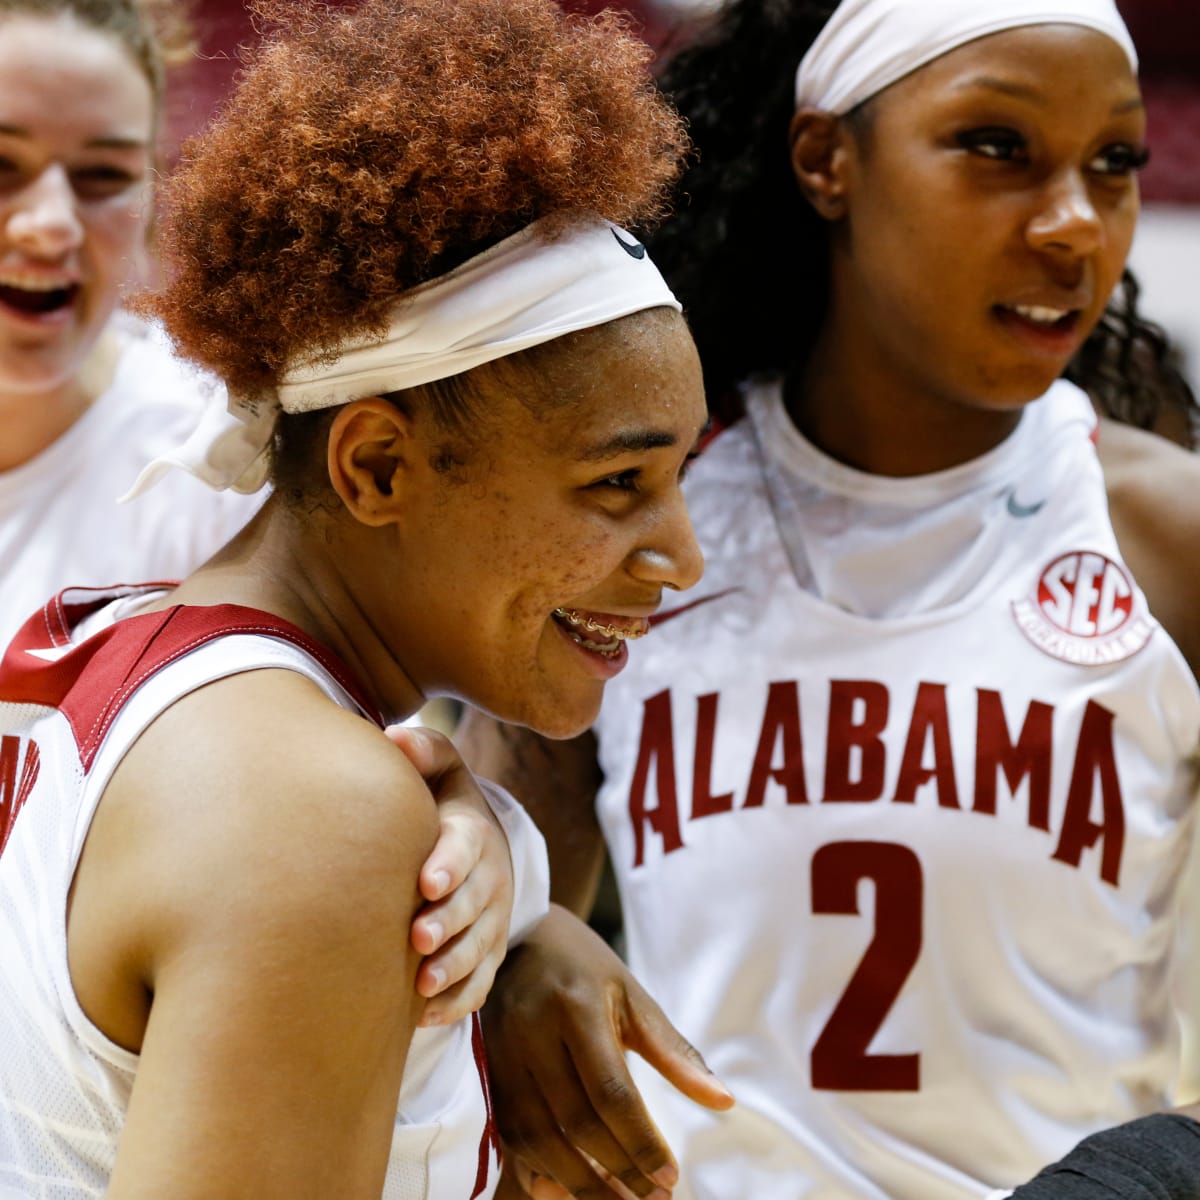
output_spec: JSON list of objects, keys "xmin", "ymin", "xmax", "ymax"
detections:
[
  {"xmin": 610, "ymin": 228, "xmax": 647, "ymax": 260},
  {"xmin": 649, "ymin": 587, "xmax": 742, "ymax": 628},
  {"xmin": 1004, "ymin": 487, "xmax": 1047, "ymax": 519}
]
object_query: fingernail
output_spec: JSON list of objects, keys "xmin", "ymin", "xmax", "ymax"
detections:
[
  {"xmin": 652, "ymin": 1164, "xmax": 678, "ymax": 1188},
  {"xmin": 420, "ymin": 1009, "xmax": 441, "ymax": 1027},
  {"xmin": 424, "ymin": 919, "xmax": 445, "ymax": 946},
  {"xmin": 430, "ymin": 869, "xmax": 451, "ymax": 897},
  {"xmin": 427, "ymin": 965, "xmax": 446, "ymax": 991}
]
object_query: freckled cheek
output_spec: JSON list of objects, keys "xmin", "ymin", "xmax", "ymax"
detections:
[{"xmin": 509, "ymin": 520, "xmax": 626, "ymax": 617}]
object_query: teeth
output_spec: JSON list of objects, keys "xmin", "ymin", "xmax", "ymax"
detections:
[
  {"xmin": 553, "ymin": 607, "xmax": 648, "ymax": 641},
  {"xmin": 0, "ymin": 274, "xmax": 74, "ymax": 292},
  {"xmin": 1013, "ymin": 304, "xmax": 1069, "ymax": 324}
]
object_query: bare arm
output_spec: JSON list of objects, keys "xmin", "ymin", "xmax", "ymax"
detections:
[
  {"xmin": 455, "ymin": 709, "xmax": 733, "ymax": 1199},
  {"xmin": 1098, "ymin": 416, "xmax": 1200, "ymax": 680},
  {"xmin": 455, "ymin": 709, "xmax": 604, "ymax": 918},
  {"xmin": 68, "ymin": 670, "xmax": 439, "ymax": 1199}
]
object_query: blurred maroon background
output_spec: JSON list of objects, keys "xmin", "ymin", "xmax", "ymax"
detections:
[{"xmin": 167, "ymin": 0, "xmax": 1200, "ymax": 202}]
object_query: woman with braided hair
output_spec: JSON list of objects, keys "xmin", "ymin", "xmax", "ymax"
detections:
[
  {"xmin": 460, "ymin": 0, "xmax": 1200, "ymax": 1197},
  {"xmin": 0, "ymin": 0, "xmax": 722, "ymax": 1195}
]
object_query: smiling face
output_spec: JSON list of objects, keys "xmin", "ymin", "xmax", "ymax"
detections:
[
  {"xmin": 0, "ymin": 14, "xmax": 154, "ymax": 411},
  {"xmin": 811, "ymin": 24, "xmax": 1143, "ymax": 443},
  {"xmin": 375, "ymin": 307, "xmax": 707, "ymax": 738}
]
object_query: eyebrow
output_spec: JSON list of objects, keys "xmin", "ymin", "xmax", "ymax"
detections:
[
  {"xmin": 576, "ymin": 429, "xmax": 680, "ymax": 462},
  {"xmin": 957, "ymin": 77, "xmax": 1144, "ymax": 115},
  {"xmin": 0, "ymin": 123, "xmax": 149, "ymax": 150},
  {"xmin": 576, "ymin": 417, "xmax": 713, "ymax": 463}
]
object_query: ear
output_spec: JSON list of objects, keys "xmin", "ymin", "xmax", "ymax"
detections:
[
  {"xmin": 789, "ymin": 108, "xmax": 852, "ymax": 222},
  {"xmin": 327, "ymin": 397, "xmax": 413, "ymax": 527}
]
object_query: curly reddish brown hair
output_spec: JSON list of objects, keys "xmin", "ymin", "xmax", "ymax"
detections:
[{"xmin": 146, "ymin": 0, "xmax": 688, "ymax": 395}]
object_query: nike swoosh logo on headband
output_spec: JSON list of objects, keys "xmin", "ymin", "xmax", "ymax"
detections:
[
  {"xmin": 649, "ymin": 587, "xmax": 742, "ymax": 629},
  {"xmin": 611, "ymin": 228, "xmax": 647, "ymax": 260}
]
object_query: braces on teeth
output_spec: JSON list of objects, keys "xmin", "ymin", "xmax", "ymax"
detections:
[{"xmin": 553, "ymin": 607, "xmax": 648, "ymax": 641}]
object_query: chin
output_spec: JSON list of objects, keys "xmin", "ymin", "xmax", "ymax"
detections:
[
  {"xmin": 972, "ymin": 370, "xmax": 1065, "ymax": 412},
  {"xmin": 513, "ymin": 693, "xmax": 604, "ymax": 742}
]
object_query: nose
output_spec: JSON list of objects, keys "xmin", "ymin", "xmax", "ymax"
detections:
[
  {"xmin": 1025, "ymin": 170, "xmax": 1103, "ymax": 259},
  {"xmin": 629, "ymin": 491, "xmax": 705, "ymax": 594},
  {"xmin": 5, "ymin": 164, "xmax": 84, "ymax": 259}
]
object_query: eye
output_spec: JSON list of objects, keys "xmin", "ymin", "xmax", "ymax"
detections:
[
  {"xmin": 0, "ymin": 155, "xmax": 21, "ymax": 189},
  {"xmin": 590, "ymin": 468, "xmax": 640, "ymax": 493},
  {"xmin": 1087, "ymin": 143, "xmax": 1150, "ymax": 177},
  {"xmin": 69, "ymin": 164, "xmax": 140, "ymax": 200},
  {"xmin": 956, "ymin": 127, "xmax": 1028, "ymax": 162},
  {"xmin": 678, "ymin": 450, "xmax": 700, "ymax": 483}
]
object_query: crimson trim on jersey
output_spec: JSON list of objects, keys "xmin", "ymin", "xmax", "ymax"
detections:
[{"xmin": 0, "ymin": 588, "xmax": 383, "ymax": 769}]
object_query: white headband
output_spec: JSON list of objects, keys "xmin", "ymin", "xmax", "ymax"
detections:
[
  {"xmin": 795, "ymin": 0, "xmax": 1138, "ymax": 116},
  {"xmin": 125, "ymin": 214, "xmax": 681, "ymax": 497}
]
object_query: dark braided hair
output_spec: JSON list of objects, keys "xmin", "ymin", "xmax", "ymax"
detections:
[{"xmin": 646, "ymin": 0, "xmax": 1197, "ymax": 442}]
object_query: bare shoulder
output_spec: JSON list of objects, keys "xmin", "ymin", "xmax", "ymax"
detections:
[
  {"xmin": 75, "ymin": 667, "xmax": 438, "ymax": 1041},
  {"xmin": 1097, "ymin": 418, "xmax": 1200, "ymax": 678},
  {"xmin": 125, "ymin": 666, "xmax": 439, "ymax": 885},
  {"xmin": 81, "ymin": 669, "xmax": 439, "ymax": 1196}
]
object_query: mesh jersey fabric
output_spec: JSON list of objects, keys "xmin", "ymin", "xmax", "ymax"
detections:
[{"xmin": 0, "ymin": 312, "xmax": 265, "ymax": 654}]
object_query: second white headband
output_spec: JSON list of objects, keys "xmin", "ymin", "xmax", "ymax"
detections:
[{"xmin": 795, "ymin": 0, "xmax": 1138, "ymax": 115}]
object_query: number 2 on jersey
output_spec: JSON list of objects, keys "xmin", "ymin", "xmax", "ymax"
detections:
[{"xmin": 810, "ymin": 841, "xmax": 923, "ymax": 1091}]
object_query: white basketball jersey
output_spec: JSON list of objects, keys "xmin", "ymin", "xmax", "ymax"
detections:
[
  {"xmin": 593, "ymin": 380, "xmax": 1200, "ymax": 1199},
  {"xmin": 0, "ymin": 590, "xmax": 499, "ymax": 1199},
  {"xmin": 0, "ymin": 312, "xmax": 265, "ymax": 653}
]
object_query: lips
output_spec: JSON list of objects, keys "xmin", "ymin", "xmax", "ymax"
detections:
[
  {"xmin": 993, "ymin": 302, "xmax": 1084, "ymax": 349},
  {"xmin": 552, "ymin": 607, "xmax": 649, "ymax": 658}
]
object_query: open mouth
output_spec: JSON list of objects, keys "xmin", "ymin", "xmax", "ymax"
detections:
[
  {"xmin": 996, "ymin": 303, "xmax": 1080, "ymax": 334},
  {"xmin": 0, "ymin": 280, "xmax": 79, "ymax": 316},
  {"xmin": 552, "ymin": 607, "xmax": 648, "ymax": 659}
]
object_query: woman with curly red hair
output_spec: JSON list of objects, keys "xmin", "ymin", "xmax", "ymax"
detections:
[{"xmin": 0, "ymin": 1, "xmax": 718, "ymax": 1195}]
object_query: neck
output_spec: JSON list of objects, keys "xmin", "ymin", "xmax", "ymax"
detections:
[
  {"xmin": 162, "ymin": 497, "xmax": 426, "ymax": 725},
  {"xmin": 790, "ymin": 313, "xmax": 1024, "ymax": 478},
  {"xmin": 0, "ymin": 331, "xmax": 121, "ymax": 472},
  {"xmin": 0, "ymin": 381, "xmax": 95, "ymax": 472}
]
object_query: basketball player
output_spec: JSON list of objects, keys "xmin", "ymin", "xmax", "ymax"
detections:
[
  {"xmin": 0, "ymin": 0, "xmax": 525, "ymax": 1031},
  {"xmin": 0, "ymin": 0, "xmax": 727, "ymax": 1194},
  {"xmin": 459, "ymin": 0, "xmax": 1200, "ymax": 1197}
]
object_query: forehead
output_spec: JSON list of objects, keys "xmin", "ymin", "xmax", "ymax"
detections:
[
  {"xmin": 880, "ymin": 23, "xmax": 1141, "ymax": 117},
  {"xmin": 0, "ymin": 14, "xmax": 153, "ymax": 141},
  {"xmin": 475, "ymin": 308, "xmax": 706, "ymax": 454}
]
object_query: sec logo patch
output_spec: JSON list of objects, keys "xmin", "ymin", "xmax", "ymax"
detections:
[{"xmin": 1012, "ymin": 550, "xmax": 1155, "ymax": 665}]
